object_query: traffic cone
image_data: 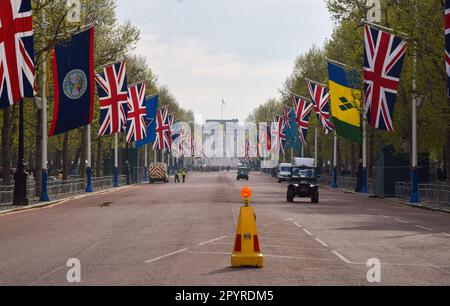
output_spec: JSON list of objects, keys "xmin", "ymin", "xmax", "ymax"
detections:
[{"xmin": 231, "ymin": 187, "xmax": 264, "ymax": 268}]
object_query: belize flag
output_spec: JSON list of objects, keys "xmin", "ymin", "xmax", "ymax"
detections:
[
  {"xmin": 136, "ymin": 94, "xmax": 159, "ymax": 148},
  {"xmin": 49, "ymin": 27, "xmax": 95, "ymax": 136}
]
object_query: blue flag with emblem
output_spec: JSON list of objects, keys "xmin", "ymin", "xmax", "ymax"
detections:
[
  {"xmin": 50, "ymin": 27, "xmax": 95, "ymax": 136},
  {"xmin": 136, "ymin": 95, "xmax": 159, "ymax": 148}
]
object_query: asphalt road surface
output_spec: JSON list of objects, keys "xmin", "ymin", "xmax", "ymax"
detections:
[{"xmin": 0, "ymin": 172, "xmax": 449, "ymax": 286}]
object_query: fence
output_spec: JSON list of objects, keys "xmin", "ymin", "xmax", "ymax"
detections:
[
  {"xmin": 319, "ymin": 176, "xmax": 375, "ymax": 195},
  {"xmin": 395, "ymin": 182, "xmax": 450, "ymax": 206},
  {"xmin": 0, "ymin": 175, "xmax": 128, "ymax": 206},
  {"xmin": 318, "ymin": 175, "xmax": 449, "ymax": 206}
]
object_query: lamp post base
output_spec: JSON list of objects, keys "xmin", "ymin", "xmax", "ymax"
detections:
[
  {"xmin": 85, "ymin": 167, "xmax": 93, "ymax": 193},
  {"xmin": 13, "ymin": 163, "xmax": 29, "ymax": 206},
  {"xmin": 40, "ymin": 169, "xmax": 50, "ymax": 202}
]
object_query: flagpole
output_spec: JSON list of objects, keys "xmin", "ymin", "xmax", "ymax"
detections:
[
  {"xmin": 359, "ymin": 114, "xmax": 367, "ymax": 193},
  {"xmin": 125, "ymin": 142, "xmax": 131, "ymax": 185},
  {"xmin": 85, "ymin": 125, "xmax": 93, "ymax": 192},
  {"xmin": 113, "ymin": 133, "xmax": 119, "ymax": 187},
  {"xmin": 332, "ymin": 132, "xmax": 338, "ymax": 188},
  {"xmin": 143, "ymin": 145, "xmax": 149, "ymax": 183},
  {"xmin": 314, "ymin": 127, "xmax": 318, "ymax": 168},
  {"xmin": 40, "ymin": 5, "xmax": 49, "ymax": 202},
  {"xmin": 410, "ymin": 46, "xmax": 419, "ymax": 203}
]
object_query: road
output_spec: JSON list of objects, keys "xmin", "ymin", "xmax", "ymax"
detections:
[{"xmin": 0, "ymin": 171, "xmax": 449, "ymax": 285}]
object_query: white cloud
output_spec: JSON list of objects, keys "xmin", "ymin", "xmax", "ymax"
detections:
[{"xmin": 135, "ymin": 33, "xmax": 291, "ymax": 122}]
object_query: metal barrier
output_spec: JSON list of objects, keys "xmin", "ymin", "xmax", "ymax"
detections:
[
  {"xmin": 395, "ymin": 182, "xmax": 450, "ymax": 206},
  {"xmin": 0, "ymin": 175, "xmax": 128, "ymax": 206},
  {"xmin": 319, "ymin": 175, "xmax": 375, "ymax": 195}
]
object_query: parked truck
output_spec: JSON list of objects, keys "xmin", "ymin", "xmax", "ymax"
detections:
[{"xmin": 149, "ymin": 163, "xmax": 169, "ymax": 184}]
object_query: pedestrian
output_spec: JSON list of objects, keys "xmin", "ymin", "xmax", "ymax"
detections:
[
  {"xmin": 175, "ymin": 170, "xmax": 180, "ymax": 183},
  {"xmin": 182, "ymin": 168, "xmax": 187, "ymax": 183}
]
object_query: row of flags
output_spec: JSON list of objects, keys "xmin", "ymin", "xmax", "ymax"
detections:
[
  {"xmin": 49, "ymin": 27, "xmax": 178, "ymax": 152},
  {"xmin": 0, "ymin": 0, "xmax": 184, "ymax": 154},
  {"xmin": 267, "ymin": 22, "xmax": 409, "ymax": 153},
  {"xmin": 0, "ymin": 0, "xmax": 448, "ymax": 159}
]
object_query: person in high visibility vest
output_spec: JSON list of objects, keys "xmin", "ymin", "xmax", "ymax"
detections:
[
  {"xmin": 175, "ymin": 170, "xmax": 181, "ymax": 184},
  {"xmin": 182, "ymin": 168, "xmax": 187, "ymax": 183}
]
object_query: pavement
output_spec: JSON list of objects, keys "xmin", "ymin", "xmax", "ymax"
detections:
[{"xmin": 0, "ymin": 171, "xmax": 449, "ymax": 286}]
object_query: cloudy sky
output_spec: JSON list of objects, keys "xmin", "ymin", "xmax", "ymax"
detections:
[{"xmin": 116, "ymin": 0, "xmax": 333, "ymax": 122}]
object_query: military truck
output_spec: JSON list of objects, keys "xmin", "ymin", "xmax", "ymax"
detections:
[
  {"xmin": 149, "ymin": 163, "xmax": 169, "ymax": 184},
  {"xmin": 237, "ymin": 166, "xmax": 249, "ymax": 181},
  {"xmin": 287, "ymin": 158, "xmax": 319, "ymax": 203}
]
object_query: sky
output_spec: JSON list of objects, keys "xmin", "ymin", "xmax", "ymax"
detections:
[{"xmin": 116, "ymin": 0, "xmax": 333, "ymax": 123}]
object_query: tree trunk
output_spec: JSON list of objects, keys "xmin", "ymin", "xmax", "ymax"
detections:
[
  {"xmin": 446, "ymin": 126, "xmax": 450, "ymax": 186},
  {"xmin": 62, "ymin": 132, "xmax": 70, "ymax": 180},
  {"xmin": 96, "ymin": 138, "xmax": 103, "ymax": 177},
  {"xmin": 351, "ymin": 143, "xmax": 357, "ymax": 177},
  {"xmin": 368, "ymin": 129, "xmax": 375, "ymax": 179},
  {"xmin": 2, "ymin": 108, "xmax": 12, "ymax": 186}
]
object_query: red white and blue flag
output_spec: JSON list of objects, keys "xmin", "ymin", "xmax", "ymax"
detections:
[
  {"xmin": 446, "ymin": 0, "xmax": 450, "ymax": 96},
  {"xmin": 307, "ymin": 80, "xmax": 334, "ymax": 134},
  {"xmin": 271, "ymin": 115, "xmax": 286, "ymax": 154},
  {"xmin": 364, "ymin": 25, "xmax": 407, "ymax": 131},
  {"xmin": 153, "ymin": 107, "xmax": 172, "ymax": 151},
  {"xmin": 293, "ymin": 96, "xmax": 314, "ymax": 148},
  {"xmin": 0, "ymin": 0, "xmax": 35, "ymax": 108},
  {"xmin": 95, "ymin": 61, "xmax": 128, "ymax": 137},
  {"xmin": 282, "ymin": 106, "xmax": 292, "ymax": 128},
  {"xmin": 126, "ymin": 81, "xmax": 146, "ymax": 143}
]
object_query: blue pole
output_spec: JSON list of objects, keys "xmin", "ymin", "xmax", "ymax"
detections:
[
  {"xmin": 361, "ymin": 167, "xmax": 368, "ymax": 193},
  {"xmin": 40, "ymin": 169, "xmax": 50, "ymax": 202},
  {"xmin": 113, "ymin": 167, "xmax": 119, "ymax": 188},
  {"xmin": 85, "ymin": 167, "xmax": 93, "ymax": 193},
  {"xmin": 332, "ymin": 167, "xmax": 338, "ymax": 189},
  {"xmin": 410, "ymin": 167, "xmax": 419, "ymax": 203},
  {"xmin": 143, "ymin": 166, "xmax": 149, "ymax": 183}
]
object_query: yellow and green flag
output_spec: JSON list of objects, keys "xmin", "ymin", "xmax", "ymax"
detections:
[{"xmin": 328, "ymin": 62, "xmax": 362, "ymax": 144}]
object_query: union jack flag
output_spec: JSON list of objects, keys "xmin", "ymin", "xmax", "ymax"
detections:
[
  {"xmin": 126, "ymin": 81, "xmax": 147, "ymax": 143},
  {"xmin": 293, "ymin": 96, "xmax": 314, "ymax": 148},
  {"xmin": 95, "ymin": 61, "xmax": 128, "ymax": 137},
  {"xmin": 271, "ymin": 115, "xmax": 286, "ymax": 154},
  {"xmin": 446, "ymin": 0, "xmax": 450, "ymax": 96},
  {"xmin": 153, "ymin": 107, "xmax": 172, "ymax": 151},
  {"xmin": 364, "ymin": 25, "xmax": 407, "ymax": 131},
  {"xmin": 307, "ymin": 80, "xmax": 334, "ymax": 134},
  {"xmin": 0, "ymin": 0, "xmax": 35, "ymax": 109}
]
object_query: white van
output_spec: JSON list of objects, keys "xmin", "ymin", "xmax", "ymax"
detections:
[{"xmin": 277, "ymin": 163, "xmax": 292, "ymax": 183}]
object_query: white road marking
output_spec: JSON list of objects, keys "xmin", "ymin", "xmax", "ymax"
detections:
[
  {"xmin": 379, "ymin": 214, "xmax": 391, "ymax": 219},
  {"xmin": 332, "ymin": 250, "xmax": 351, "ymax": 264},
  {"xmin": 293, "ymin": 222, "xmax": 302, "ymax": 228},
  {"xmin": 211, "ymin": 242, "xmax": 326, "ymax": 251},
  {"xmin": 442, "ymin": 233, "xmax": 450, "ymax": 237},
  {"xmin": 415, "ymin": 225, "xmax": 433, "ymax": 231},
  {"xmin": 145, "ymin": 248, "xmax": 188, "ymax": 263},
  {"xmin": 198, "ymin": 236, "xmax": 228, "ymax": 246},
  {"xmin": 261, "ymin": 221, "xmax": 282, "ymax": 228},
  {"xmin": 283, "ymin": 218, "xmax": 293, "ymax": 222},
  {"xmin": 314, "ymin": 237, "xmax": 329, "ymax": 247},
  {"xmin": 186, "ymin": 251, "xmax": 332, "ymax": 262},
  {"xmin": 303, "ymin": 229, "xmax": 313, "ymax": 236},
  {"xmin": 394, "ymin": 219, "xmax": 409, "ymax": 224}
]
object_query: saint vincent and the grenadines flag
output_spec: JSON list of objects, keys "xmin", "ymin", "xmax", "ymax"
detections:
[
  {"xmin": 328, "ymin": 62, "xmax": 362, "ymax": 144},
  {"xmin": 50, "ymin": 27, "xmax": 95, "ymax": 137}
]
